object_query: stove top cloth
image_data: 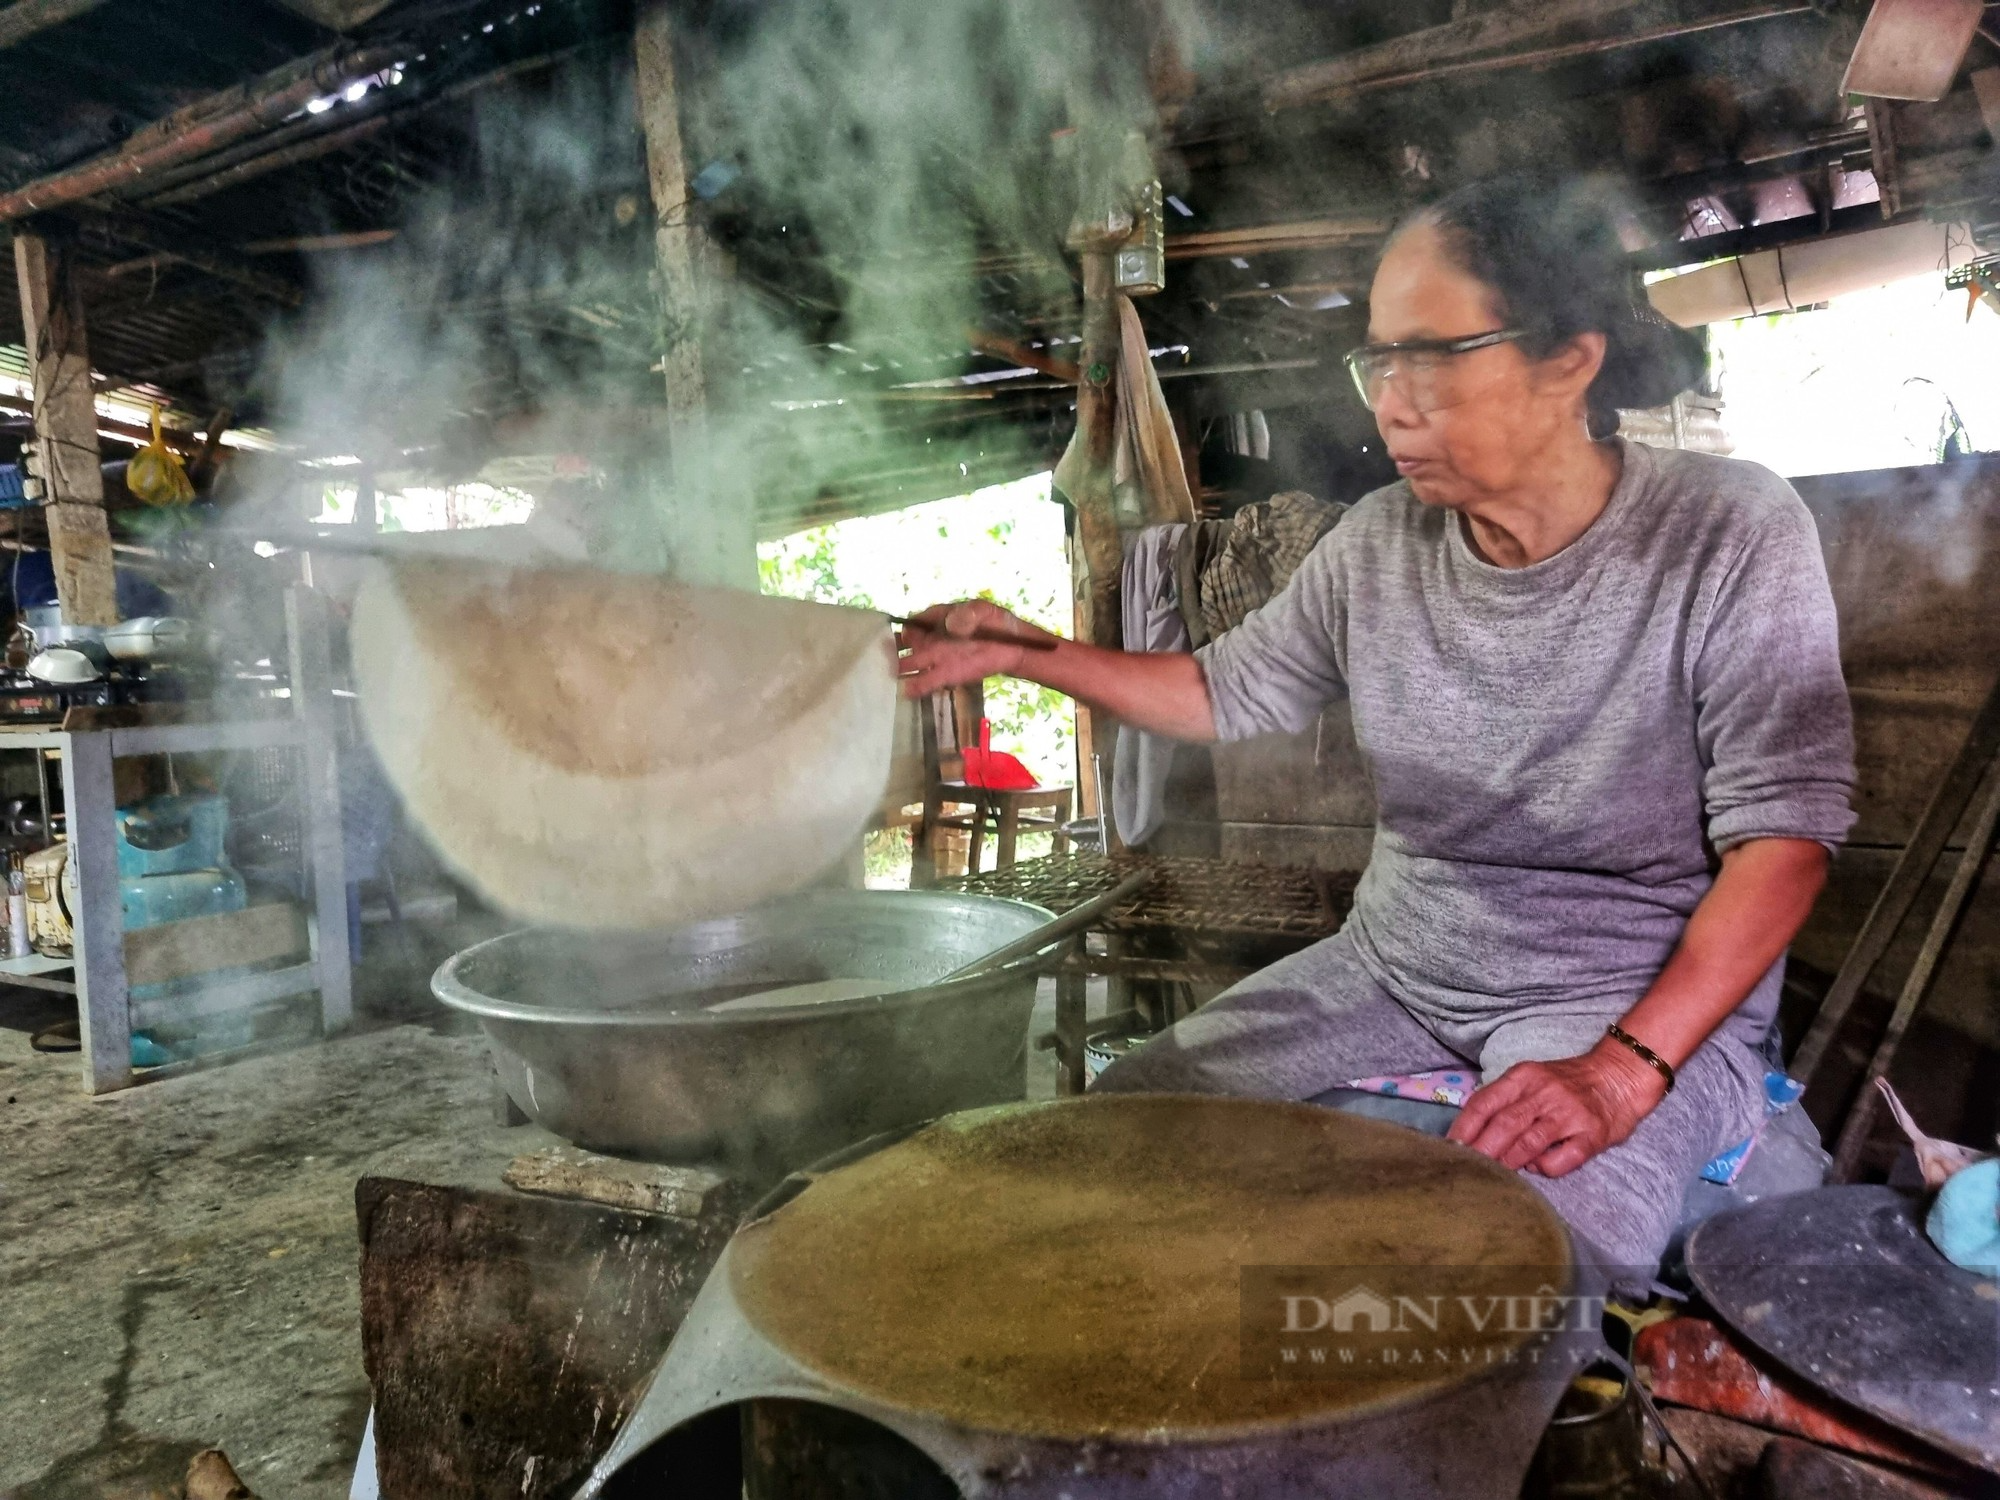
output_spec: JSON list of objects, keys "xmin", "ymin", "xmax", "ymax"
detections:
[{"xmin": 351, "ymin": 558, "xmax": 896, "ymax": 929}]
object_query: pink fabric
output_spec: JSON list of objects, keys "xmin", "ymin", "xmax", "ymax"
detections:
[{"xmin": 1344, "ymin": 1067, "xmax": 1476, "ymax": 1107}]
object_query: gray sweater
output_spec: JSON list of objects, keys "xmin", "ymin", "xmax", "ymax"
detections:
[{"xmin": 1195, "ymin": 438, "xmax": 1856, "ymax": 1045}]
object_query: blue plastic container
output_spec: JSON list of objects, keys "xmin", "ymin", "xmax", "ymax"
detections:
[
  {"xmin": 120, "ymin": 867, "xmax": 247, "ymax": 929},
  {"xmin": 115, "ymin": 794, "xmax": 230, "ymax": 878}
]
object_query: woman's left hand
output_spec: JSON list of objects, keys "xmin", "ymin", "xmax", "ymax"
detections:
[{"xmin": 1445, "ymin": 1040, "xmax": 1668, "ymax": 1177}]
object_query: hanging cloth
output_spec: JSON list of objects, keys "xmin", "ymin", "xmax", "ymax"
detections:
[
  {"xmin": 1110, "ymin": 295, "xmax": 1195, "ymax": 525},
  {"xmin": 1112, "ymin": 525, "xmax": 1190, "ymax": 847},
  {"xmin": 1053, "ymin": 294, "xmax": 1195, "ymax": 527},
  {"xmin": 1197, "ymin": 492, "xmax": 1346, "ymax": 638}
]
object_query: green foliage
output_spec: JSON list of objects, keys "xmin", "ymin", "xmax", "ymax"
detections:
[
  {"xmin": 759, "ymin": 474, "xmax": 1075, "ymax": 784},
  {"xmin": 757, "ymin": 527, "xmax": 874, "ymax": 609}
]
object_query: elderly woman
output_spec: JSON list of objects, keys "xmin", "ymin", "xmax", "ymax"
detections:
[{"xmin": 897, "ymin": 177, "xmax": 1855, "ymax": 1269}]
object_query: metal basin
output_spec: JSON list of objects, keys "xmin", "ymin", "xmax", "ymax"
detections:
[{"xmin": 432, "ymin": 889, "xmax": 1055, "ymax": 1180}]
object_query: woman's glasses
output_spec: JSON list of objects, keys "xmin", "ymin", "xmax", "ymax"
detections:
[{"xmin": 1344, "ymin": 328, "xmax": 1527, "ymax": 413}]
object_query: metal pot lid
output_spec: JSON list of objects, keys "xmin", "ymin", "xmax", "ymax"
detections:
[{"xmin": 1686, "ymin": 1185, "xmax": 2000, "ymax": 1474}]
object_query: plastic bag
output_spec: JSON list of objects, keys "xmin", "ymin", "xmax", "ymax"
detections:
[{"xmin": 126, "ymin": 407, "xmax": 195, "ymax": 507}]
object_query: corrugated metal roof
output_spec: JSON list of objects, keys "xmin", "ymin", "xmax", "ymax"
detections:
[{"xmin": 0, "ymin": 0, "xmax": 1993, "ymax": 532}]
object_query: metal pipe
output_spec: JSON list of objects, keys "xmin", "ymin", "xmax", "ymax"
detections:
[
  {"xmin": 1092, "ymin": 752, "xmax": 1110, "ymax": 852},
  {"xmin": 0, "ymin": 535, "xmax": 163, "ymax": 560},
  {"xmin": 0, "ymin": 42, "xmax": 401, "ymax": 222}
]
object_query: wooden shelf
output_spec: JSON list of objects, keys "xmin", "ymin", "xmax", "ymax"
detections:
[
  {"xmin": 0, "ymin": 586, "xmax": 351, "ymax": 1091},
  {"xmin": 0, "ymin": 950, "xmax": 77, "ymax": 995}
]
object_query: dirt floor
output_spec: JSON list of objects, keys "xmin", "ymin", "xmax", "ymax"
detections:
[
  {"xmin": 0, "ymin": 960, "xmax": 1070, "ymax": 1500},
  {"xmin": 0, "ymin": 971, "xmax": 503, "ymax": 1500}
]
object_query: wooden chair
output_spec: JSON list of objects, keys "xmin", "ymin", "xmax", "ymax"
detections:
[{"xmin": 906, "ymin": 684, "xmax": 1072, "ymax": 884}]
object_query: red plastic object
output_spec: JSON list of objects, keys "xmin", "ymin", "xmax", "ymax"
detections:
[{"xmin": 959, "ymin": 718, "xmax": 1037, "ymax": 791}]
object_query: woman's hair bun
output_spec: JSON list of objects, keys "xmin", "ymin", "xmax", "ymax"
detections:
[{"xmin": 1407, "ymin": 175, "xmax": 1707, "ymax": 438}]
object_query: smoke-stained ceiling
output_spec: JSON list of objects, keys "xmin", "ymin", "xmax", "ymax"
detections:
[{"xmin": 0, "ymin": 0, "xmax": 1994, "ymax": 531}]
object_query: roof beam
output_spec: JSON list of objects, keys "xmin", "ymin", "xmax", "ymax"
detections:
[
  {"xmin": 1264, "ymin": 0, "xmax": 1809, "ymax": 110},
  {"xmin": 0, "ymin": 40, "xmax": 401, "ymax": 222},
  {"xmin": 1265, "ymin": 0, "xmax": 1652, "ymax": 109},
  {"xmin": 0, "ymin": 0, "xmax": 111, "ymax": 51},
  {"xmin": 239, "ymin": 229, "xmax": 398, "ymax": 255},
  {"xmin": 0, "ymin": 394, "xmax": 205, "ymax": 454},
  {"xmin": 1628, "ymin": 202, "xmax": 1900, "ymax": 271},
  {"xmin": 77, "ymin": 210, "xmax": 306, "ymax": 308},
  {"xmin": 137, "ymin": 42, "xmax": 590, "ymax": 209},
  {"xmin": 1166, "ymin": 218, "xmax": 1391, "ymax": 260}
]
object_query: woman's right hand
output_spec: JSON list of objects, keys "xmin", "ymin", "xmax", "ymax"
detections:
[
  {"xmin": 895, "ymin": 599, "xmax": 1057, "ymax": 698},
  {"xmin": 895, "ymin": 599, "xmax": 1219, "ymax": 742}
]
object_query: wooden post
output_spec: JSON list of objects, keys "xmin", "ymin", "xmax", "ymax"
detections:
[
  {"xmin": 61, "ymin": 728, "xmax": 132, "ymax": 1093},
  {"xmin": 1067, "ymin": 250, "xmax": 1125, "ymax": 831},
  {"xmin": 1862, "ymin": 99, "xmax": 1902, "ymax": 220},
  {"xmin": 633, "ymin": 1, "xmax": 755, "ymax": 589},
  {"xmin": 1055, "ymin": 969, "xmax": 1089, "ymax": 1094},
  {"xmin": 288, "ymin": 584, "xmax": 354, "ymax": 1035},
  {"xmin": 910, "ymin": 696, "xmax": 944, "ymax": 889},
  {"xmin": 13, "ymin": 231, "xmax": 118, "ymax": 626}
]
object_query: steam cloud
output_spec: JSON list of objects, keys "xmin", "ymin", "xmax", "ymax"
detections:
[{"xmin": 251, "ymin": 0, "xmax": 1168, "ymax": 569}]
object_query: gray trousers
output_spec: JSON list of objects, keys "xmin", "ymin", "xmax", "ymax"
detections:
[{"xmin": 1092, "ymin": 930, "xmax": 1767, "ymax": 1269}]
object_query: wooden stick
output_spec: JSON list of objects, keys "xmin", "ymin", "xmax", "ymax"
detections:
[
  {"xmin": 938, "ymin": 868, "xmax": 1155, "ymax": 982},
  {"xmin": 965, "ymin": 327, "xmax": 1080, "ymax": 383},
  {"xmin": 1829, "ymin": 758, "xmax": 2000, "ymax": 1182},
  {"xmin": 240, "ymin": 230, "xmax": 398, "ymax": 255},
  {"xmin": 192, "ymin": 406, "xmax": 233, "ymax": 487},
  {"xmin": 1793, "ymin": 669, "xmax": 2000, "ymax": 1083},
  {"xmin": 886, "ymin": 614, "xmax": 1060, "ymax": 653}
]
